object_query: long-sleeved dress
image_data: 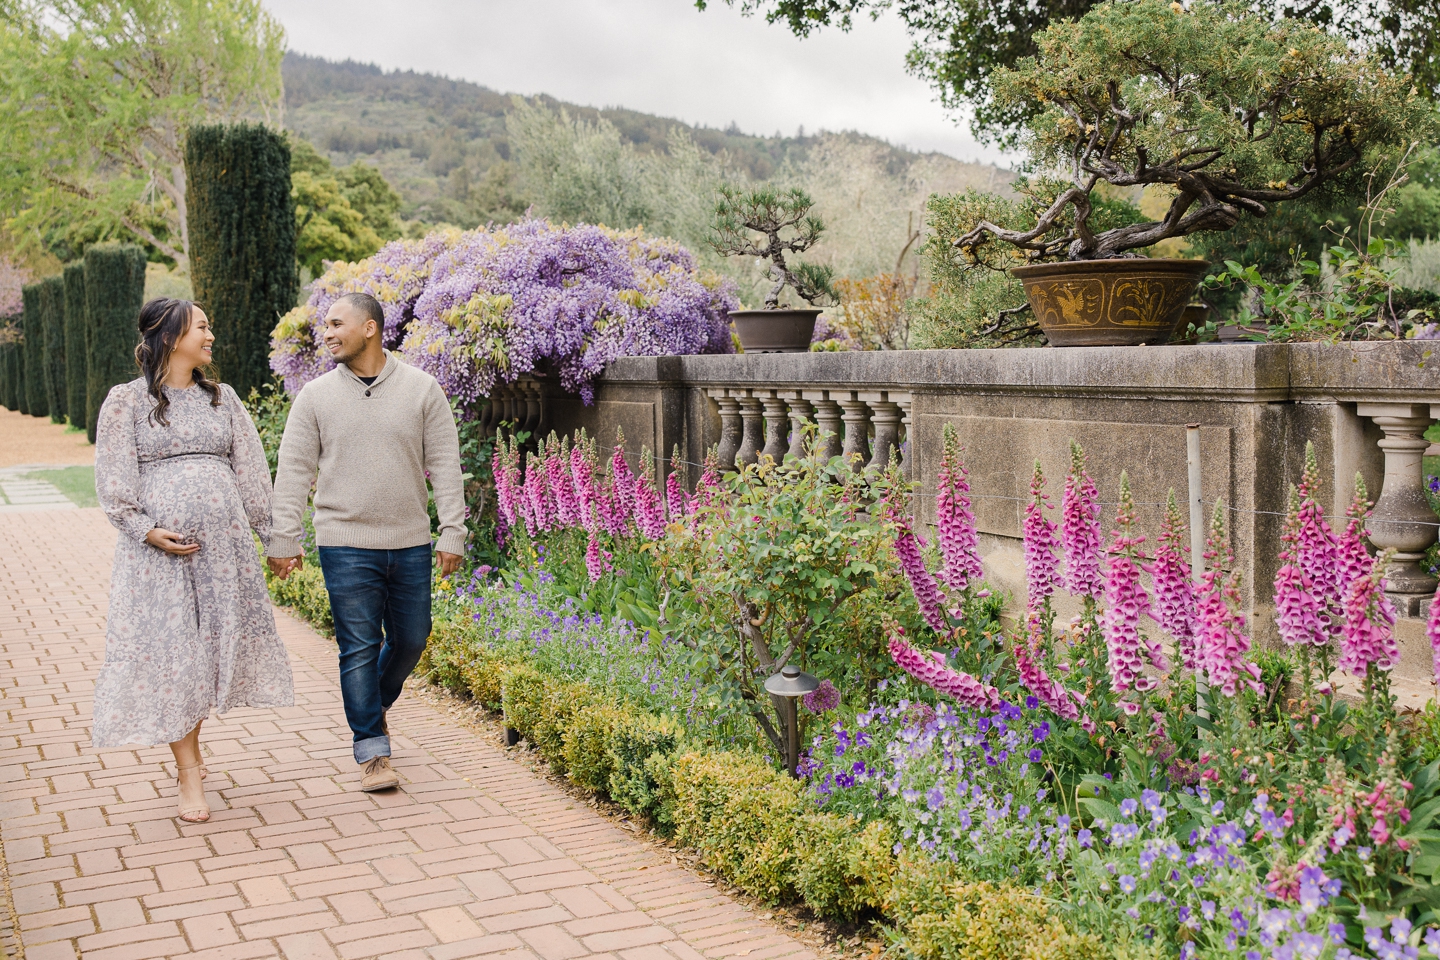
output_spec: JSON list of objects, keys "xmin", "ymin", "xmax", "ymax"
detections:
[{"xmin": 92, "ymin": 378, "xmax": 294, "ymax": 748}]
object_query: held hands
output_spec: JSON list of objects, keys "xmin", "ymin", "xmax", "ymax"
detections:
[
  {"xmin": 268, "ymin": 555, "xmax": 303, "ymax": 580},
  {"xmin": 437, "ymin": 551, "xmax": 462, "ymax": 577},
  {"xmin": 146, "ymin": 528, "xmax": 201, "ymax": 556}
]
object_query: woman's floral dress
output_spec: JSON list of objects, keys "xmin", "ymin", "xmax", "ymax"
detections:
[{"xmin": 92, "ymin": 379, "xmax": 294, "ymax": 747}]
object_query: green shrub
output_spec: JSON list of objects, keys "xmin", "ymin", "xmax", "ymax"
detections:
[
  {"xmin": 0, "ymin": 337, "xmax": 13, "ymax": 411},
  {"xmin": 21, "ymin": 282, "xmax": 44, "ymax": 417},
  {"xmin": 421, "ymin": 617, "xmax": 474, "ymax": 692},
  {"xmin": 39, "ymin": 275, "xmax": 66, "ymax": 423},
  {"xmin": 61, "ymin": 263, "xmax": 87, "ymax": 427},
  {"xmin": 884, "ymin": 863, "xmax": 1101, "ymax": 960},
  {"xmin": 263, "ymin": 562, "xmax": 332, "ymax": 633},
  {"xmin": 84, "ymin": 244, "xmax": 146, "ymax": 443},
  {"xmin": 794, "ymin": 815, "xmax": 896, "ymax": 920},
  {"xmin": 606, "ymin": 710, "xmax": 687, "ymax": 823},
  {"xmin": 669, "ymin": 750, "xmax": 807, "ymax": 903},
  {"xmin": 186, "ymin": 123, "xmax": 298, "ymax": 400},
  {"xmin": 501, "ymin": 664, "xmax": 548, "ymax": 740},
  {"xmin": 563, "ymin": 701, "xmax": 632, "ymax": 793}
]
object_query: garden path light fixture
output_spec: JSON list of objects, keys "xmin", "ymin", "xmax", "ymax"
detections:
[{"xmin": 764, "ymin": 664, "xmax": 819, "ymax": 778}]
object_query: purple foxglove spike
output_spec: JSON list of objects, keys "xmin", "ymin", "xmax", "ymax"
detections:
[
  {"xmin": 1062, "ymin": 441, "xmax": 1105, "ymax": 599},
  {"xmin": 887, "ymin": 628, "xmax": 1000, "ymax": 711},
  {"xmin": 1023, "ymin": 460, "xmax": 1060, "ymax": 615},
  {"xmin": 936, "ymin": 424, "xmax": 983, "ymax": 592}
]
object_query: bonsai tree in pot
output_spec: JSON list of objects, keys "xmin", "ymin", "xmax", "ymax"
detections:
[
  {"xmin": 709, "ymin": 185, "xmax": 838, "ymax": 352},
  {"xmin": 951, "ymin": 0, "xmax": 1437, "ymax": 346}
]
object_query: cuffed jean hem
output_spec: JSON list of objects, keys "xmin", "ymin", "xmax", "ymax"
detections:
[{"xmin": 354, "ymin": 735, "xmax": 391, "ymax": 764}]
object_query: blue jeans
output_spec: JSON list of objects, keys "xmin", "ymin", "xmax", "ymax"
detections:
[{"xmin": 318, "ymin": 544, "xmax": 432, "ymax": 764}]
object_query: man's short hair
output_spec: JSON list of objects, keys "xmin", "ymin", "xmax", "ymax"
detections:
[{"xmin": 337, "ymin": 292, "xmax": 385, "ymax": 333}]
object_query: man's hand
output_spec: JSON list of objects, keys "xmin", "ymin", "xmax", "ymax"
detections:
[
  {"xmin": 268, "ymin": 555, "xmax": 303, "ymax": 580},
  {"xmin": 437, "ymin": 551, "xmax": 462, "ymax": 578}
]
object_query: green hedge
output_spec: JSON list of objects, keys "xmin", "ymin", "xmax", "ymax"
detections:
[
  {"xmin": 62, "ymin": 263, "xmax": 88, "ymax": 428},
  {"xmin": 40, "ymin": 275, "xmax": 66, "ymax": 424},
  {"xmin": 186, "ymin": 123, "xmax": 297, "ymax": 400},
  {"xmin": 0, "ymin": 328, "xmax": 17, "ymax": 411},
  {"xmin": 21, "ymin": 282, "xmax": 44, "ymax": 417},
  {"xmin": 84, "ymin": 244, "xmax": 146, "ymax": 443}
]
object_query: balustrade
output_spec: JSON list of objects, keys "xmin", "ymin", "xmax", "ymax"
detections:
[{"xmin": 704, "ymin": 386, "xmax": 914, "ymax": 475}]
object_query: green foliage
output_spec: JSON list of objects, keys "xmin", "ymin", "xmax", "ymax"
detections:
[
  {"xmin": 605, "ymin": 710, "xmax": 687, "ymax": 823},
  {"xmin": 186, "ymin": 123, "xmax": 298, "ymax": 400},
  {"xmin": 39, "ymin": 275, "xmax": 66, "ymax": 423},
  {"xmin": 0, "ymin": 1, "xmax": 286, "ymax": 268},
  {"xmin": 289, "ymin": 138, "xmax": 399, "ymax": 277},
  {"xmin": 793, "ymin": 814, "xmax": 896, "ymax": 920},
  {"xmin": 501, "ymin": 665, "xmax": 607, "ymax": 774},
  {"xmin": 21, "ymin": 282, "xmax": 45, "ymax": 417},
  {"xmin": 563, "ymin": 702, "xmax": 632, "ymax": 794},
  {"xmin": 61, "ymin": 263, "xmax": 87, "ymax": 426},
  {"xmin": 83, "ymin": 243, "xmax": 147, "ymax": 442},
  {"xmin": 0, "ymin": 337, "xmax": 16, "ymax": 411},
  {"xmin": 710, "ymin": 185, "xmax": 836, "ymax": 308},
  {"xmin": 244, "ymin": 383, "xmax": 291, "ymax": 478},
  {"xmin": 262, "ymin": 561, "xmax": 331, "ymax": 632}
]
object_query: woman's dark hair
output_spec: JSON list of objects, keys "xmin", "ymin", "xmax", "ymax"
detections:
[{"xmin": 135, "ymin": 298, "xmax": 222, "ymax": 426}]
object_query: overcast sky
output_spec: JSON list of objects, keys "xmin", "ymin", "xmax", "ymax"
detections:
[{"xmin": 264, "ymin": 0, "xmax": 1013, "ymax": 166}]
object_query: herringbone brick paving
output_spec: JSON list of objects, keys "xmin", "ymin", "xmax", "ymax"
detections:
[{"xmin": 0, "ymin": 508, "xmax": 818, "ymax": 960}]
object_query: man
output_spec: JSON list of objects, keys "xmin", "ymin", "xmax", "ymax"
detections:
[{"xmin": 268, "ymin": 292, "xmax": 465, "ymax": 792}]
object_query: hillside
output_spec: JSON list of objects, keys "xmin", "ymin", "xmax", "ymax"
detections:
[{"xmin": 281, "ymin": 52, "xmax": 1015, "ymax": 229}]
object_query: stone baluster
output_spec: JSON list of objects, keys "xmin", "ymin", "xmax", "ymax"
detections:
[
  {"xmin": 897, "ymin": 396, "xmax": 914, "ymax": 478},
  {"xmin": 713, "ymin": 392, "xmax": 743, "ymax": 471},
  {"xmin": 865, "ymin": 396, "xmax": 904, "ymax": 472},
  {"xmin": 837, "ymin": 394, "xmax": 872, "ymax": 473},
  {"xmin": 785, "ymin": 394, "xmax": 815, "ymax": 462},
  {"xmin": 521, "ymin": 380, "xmax": 543, "ymax": 437},
  {"xmin": 736, "ymin": 394, "xmax": 766, "ymax": 468},
  {"xmin": 1356, "ymin": 401, "xmax": 1438, "ymax": 615},
  {"xmin": 479, "ymin": 389, "xmax": 500, "ymax": 439},
  {"xmin": 760, "ymin": 392, "xmax": 790, "ymax": 463},
  {"xmin": 809, "ymin": 395, "xmax": 845, "ymax": 463}
]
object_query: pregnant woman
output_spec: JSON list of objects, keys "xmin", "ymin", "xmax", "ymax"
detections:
[{"xmin": 92, "ymin": 298, "xmax": 294, "ymax": 823}]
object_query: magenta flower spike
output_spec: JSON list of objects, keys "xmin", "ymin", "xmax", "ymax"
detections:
[
  {"xmin": 1102, "ymin": 473, "xmax": 1153, "ymax": 692},
  {"xmin": 609, "ymin": 427, "xmax": 637, "ymax": 530},
  {"xmin": 1296, "ymin": 443, "xmax": 1343, "ymax": 641},
  {"xmin": 1428, "ymin": 584, "xmax": 1440, "ymax": 688},
  {"xmin": 1196, "ymin": 500, "xmax": 1263, "ymax": 696},
  {"xmin": 633, "ymin": 447, "xmax": 667, "ymax": 540},
  {"xmin": 894, "ymin": 517, "xmax": 949, "ymax": 634},
  {"xmin": 1274, "ymin": 484, "xmax": 1326, "ymax": 648},
  {"xmin": 1148, "ymin": 489, "xmax": 1198, "ymax": 668},
  {"xmin": 547, "ymin": 436, "xmax": 579, "ymax": 529},
  {"xmin": 887, "ymin": 626, "xmax": 1000, "ymax": 711},
  {"xmin": 1338, "ymin": 549, "xmax": 1399, "ymax": 677},
  {"xmin": 1014, "ymin": 617, "xmax": 1083, "ymax": 720},
  {"xmin": 1023, "ymin": 461, "xmax": 1061, "ymax": 616},
  {"xmin": 935, "ymin": 424, "xmax": 983, "ymax": 592},
  {"xmin": 584, "ymin": 532, "xmax": 610, "ymax": 583},
  {"xmin": 1062, "ymin": 441, "xmax": 1105, "ymax": 599},
  {"xmin": 694, "ymin": 447, "xmax": 721, "ymax": 510},
  {"xmin": 523, "ymin": 450, "xmax": 551, "ymax": 535},
  {"xmin": 1335, "ymin": 475, "xmax": 1373, "ymax": 606},
  {"xmin": 666, "ymin": 447, "xmax": 689, "ymax": 520},
  {"xmin": 493, "ymin": 442, "xmax": 517, "ymax": 528},
  {"xmin": 570, "ymin": 434, "xmax": 600, "ymax": 532}
]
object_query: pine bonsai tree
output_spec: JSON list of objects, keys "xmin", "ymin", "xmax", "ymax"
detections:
[
  {"xmin": 62, "ymin": 263, "xmax": 88, "ymax": 428},
  {"xmin": 186, "ymin": 123, "xmax": 297, "ymax": 399},
  {"xmin": 21, "ymin": 282, "xmax": 44, "ymax": 417},
  {"xmin": 84, "ymin": 244, "xmax": 146, "ymax": 442},
  {"xmin": 40, "ymin": 275, "xmax": 67, "ymax": 424},
  {"xmin": 709, "ymin": 186, "xmax": 837, "ymax": 309}
]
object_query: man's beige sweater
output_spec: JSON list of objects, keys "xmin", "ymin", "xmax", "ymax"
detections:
[{"xmin": 269, "ymin": 352, "xmax": 467, "ymax": 559}]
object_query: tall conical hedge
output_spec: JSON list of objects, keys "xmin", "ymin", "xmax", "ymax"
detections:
[
  {"xmin": 186, "ymin": 123, "xmax": 297, "ymax": 399},
  {"xmin": 0, "ymin": 318, "xmax": 14, "ymax": 410},
  {"xmin": 84, "ymin": 244, "xmax": 146, "ymax": 443},
  {"xmin": 40, "ymin": 274, "xmax": 67, "ymax": 423},
  {"xmin": 21, "ymin": 282, "xmax": 44, "ymax": 417},
  {"xmin": 62, "ymin": 263, "xmax": 89, "ymax": 428}
]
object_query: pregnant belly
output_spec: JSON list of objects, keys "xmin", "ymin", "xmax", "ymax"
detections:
[{"xmin": 139, "ymin": 456, "xmax": 245, "ymax": 542}]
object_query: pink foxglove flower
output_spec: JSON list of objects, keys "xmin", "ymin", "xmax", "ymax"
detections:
[
  {"xmin": 1014, "ymin": 617, "xmax": 1083, "ymax": 720},
  {"xmin": 493, "ymin": 440, "xmax": 519, "ymax": 528},
  {"xmin": 584, "ymin": 532, "xmax": 611, "ymax": 583},
  {"xmin": 1196, "ymin": 500, "xmax": 1263, "ymax": 696},
  {"xmin": 1062, "ymin": 441, "xmax": 1104, "ymax": 599},
  {"xmin": 1102, "ymin": 473, "xmax": 1155, "ymax": 692},
  {"xmin": 523, "ymin": 451, "xmax": 552, "ymax": 535},
  {"xmin": 887, "ymin": 626, "xmax": 1000, "ymax": 711},
  {"xmin": 694, "ymin": 446, "xmax": 721, "ymax": 509},
  {"xmin": 1274, "ymin": 484, "xmax": 1326, "ymax": 648},
  {"xmin": 1296, "ymin": 443, "xmax": 1343, "ymax": 641},
  {"xmin": 633, "ymin": 447, "xmax": 666, "ymax": 540},
  {"xmin": 1428, "ymin": 583, "xmax": 1440, "ymax": 688},
  {"xmin": 609, "ymin": 428, "xmax": 637, "ymax": 529},
  {"xmin": 1334, "ymin": 475, "xmax": 1373, "ymax": 605},
  {"xmin": 571, "ymin": 435, "xmax": 599, "ymax": 532},
  {"xmin": 1338, "ymin": 552, "xmax": 1399, "ymax": 677},
  {"xmin": 547, "ymin": 436, "xmax": 580, "ymax": 529},
  {"xmin": 894, "ymin": 518, "xmax": 948, "ymax": 634},
  {"xmin": 666, "ymin": 446, "xmax": 689, "ymax": 519},
  {"xmin": 1023, "ymin": 461, "xmax": 1060, "ymax": 615},
  {"xmin": 1148, "ymin": 489, "xmax": 1198, "ymax": 668},
  {"xmin": 935, "ymin": 424, "xmax": 982, "ymax": 592}
]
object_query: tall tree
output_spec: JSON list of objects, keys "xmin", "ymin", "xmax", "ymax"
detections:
[
  {"xmin": 697, "ymin": 0, "xmax": 1440, "ymax": 146},
  {"xmin": 186, "ymin": 123, "xmax": 297, "ymax": 399},
  {"xmin": 0, "ymin": 0, "xmax": 286, "ymax": 269},
  {"xmin": 83, "ymin": 244, "xmax": 146, "ymax": 442},
  {"xmin": 39, "ymin": 274, "xmax": 66, "ymax": 422},
  {"xmin": 20, "ymin": 282, "xmax": 45, "ymax": 416}
]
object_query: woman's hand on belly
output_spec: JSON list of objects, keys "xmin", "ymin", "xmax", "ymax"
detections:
[{"xmin": 145, "ymin": 527, "xmax": 202, "ymax": 556}]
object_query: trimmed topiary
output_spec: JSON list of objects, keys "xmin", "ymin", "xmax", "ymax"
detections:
[
  {"xmin": 0, "ymin": 325, "xmax": 16, "ymax": 411},
  {"xmin": 61, "ymin": 263, "xmax": 88, "ymax": 429},
  {"xmin": 84, "ymin": 244, "xmax": 146, "ymax": 443},
  {"xmin": 40, "ymin": 275, "xmax": 66, "ymax": 424},
  {"xmin": 186, "ymin": 122, "xmax": 297, "ymax": 400},
  {"xmin": 21, "ymin": 282, "xmax": 44, "ymax": 417}
]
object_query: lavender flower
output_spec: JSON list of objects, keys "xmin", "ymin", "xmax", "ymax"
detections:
[{"xmin": 803, "ymin": 679, "xmax": 840, "ymax": 714}]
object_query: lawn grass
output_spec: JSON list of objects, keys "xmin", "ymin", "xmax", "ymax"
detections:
[{"xmin": 26, "ymin": 466, "xmax": 98, "ymax": 508}]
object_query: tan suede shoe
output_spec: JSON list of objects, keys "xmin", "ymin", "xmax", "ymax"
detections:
[{"xmin": 360, "ymin": 756, "xmax": 399, "ymax": 792}]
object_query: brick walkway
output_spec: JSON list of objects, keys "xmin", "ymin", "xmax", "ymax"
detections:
[{"xmin": 0, "ymin": 508, "xmax": 818, "ymax": 960}]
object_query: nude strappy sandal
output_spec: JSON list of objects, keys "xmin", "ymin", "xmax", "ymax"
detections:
[{"xmin": 176, "ymin": 760, "xmax": 210, "ymax": 823}]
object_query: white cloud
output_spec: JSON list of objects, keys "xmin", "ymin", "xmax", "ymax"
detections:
[{"xmin": 264, "ymin": 0, "xmax": 1016, "ymax": 166}]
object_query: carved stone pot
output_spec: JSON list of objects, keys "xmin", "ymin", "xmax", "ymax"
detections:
[
  {"xmin": 1011, "ymin": 258, "xmax": 1210, "ymax": 347},
  {"xmin": 729, "ymin": 308, "xmax": 821, "ymax": 353}
]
